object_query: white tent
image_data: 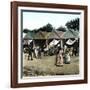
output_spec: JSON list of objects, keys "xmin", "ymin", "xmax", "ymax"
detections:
[
  {"xmin": 28, "ymin": 40, "xmax": 33, "ymax": 45},
  {"xmin": 23, "ymin": 33, "xmax": 26, "ymax": 38},
  {"xmin": 23, "ymin": 40, "xmax": 33, "ymax": 45},
  {"xmin": 66, "ymin": 39, "xmax": 77, "ymax": 45},
  {"xmin": 49, "ymin": 39, "xmax": 60, "ymax": 47}
]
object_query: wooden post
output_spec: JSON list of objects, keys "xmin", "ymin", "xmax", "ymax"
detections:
[
  {"xmin": 33, "ymin": 40, "xmax": 35, "ymax": 48},
  {"xmin": 61, "ymin": 39, "xmax": 63, "ymax": 48}
]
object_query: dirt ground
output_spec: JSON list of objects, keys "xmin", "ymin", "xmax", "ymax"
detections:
[{"xmin": 23, "ymin": 53, "xmax": 79, "ymax": 77}]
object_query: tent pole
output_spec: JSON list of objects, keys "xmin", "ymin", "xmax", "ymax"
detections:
[{"xmin": 61, "ymin": 39, "xmax": 63, "ymax": 49}]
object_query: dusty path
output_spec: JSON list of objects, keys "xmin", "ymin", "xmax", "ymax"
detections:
[{"xmin": 23, "ymin": 54, "xmax": 79, "ymax": 76}]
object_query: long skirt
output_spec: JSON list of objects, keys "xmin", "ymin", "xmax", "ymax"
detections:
[{"xmin": 56, "ymin": 54, "xmax": 64, "ymax": 66}]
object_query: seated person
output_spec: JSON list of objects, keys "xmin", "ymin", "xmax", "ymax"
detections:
[{"xmin": 64, "ymin": 51, "xmax": 71, "ymax": 64}]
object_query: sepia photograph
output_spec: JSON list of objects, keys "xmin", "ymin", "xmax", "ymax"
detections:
[{"xmin": 22, "ymin": 10, "xmax": 80, "ymax": 77}]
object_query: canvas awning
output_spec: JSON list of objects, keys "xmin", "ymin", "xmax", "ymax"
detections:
[
  {"xmin": 23, "ymin": 32, "xmax": 34, "ymax": 40},
  {"xmin": 61, "ymin": 29, "xmax": 79, "ymax": 39},
  {"xmin": 48, "ymin": 31, "xmax": 64, "ymax": 39},
  {"xmin": 66, "ymin": 39, "xmax": 77, "ymax": 45},
  {"xmin": 49, "ymin": 39, "xmax": 60, "ymax": 48},
  {"xmin": 34, "ymin": 31, "xmax": 50, "ymax": 39}
]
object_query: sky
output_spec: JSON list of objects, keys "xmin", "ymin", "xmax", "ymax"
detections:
[{"xmin": 22, "ymin": 11, "xmax": 80, "ymax": 30}]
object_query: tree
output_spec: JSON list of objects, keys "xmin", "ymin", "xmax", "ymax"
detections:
[
  {"xmin": 65, "ymin": 18, "xmax": 79, "ymax": 31},
  {"xmin": 32, "ymin": 29, "xmax": 39, "ymax": 33},
  {"xmin": 23, "ymin": 23, "xmax": 54, "ymax": 33},
  {"xmin": 56, "ymin": 26, "xmax": 66, "ymax": 32},
  {"xmin": 23, "ymin": 28, "xmax": 30, "ymax": 33},
  {"xmin": 38, "ymin": 23, "xmax": 53, "ymax": 32}
]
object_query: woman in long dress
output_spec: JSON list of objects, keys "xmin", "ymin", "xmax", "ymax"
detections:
[{"xmin": 56, "ymin": 49, "xmax": 64, "ymax": 66}]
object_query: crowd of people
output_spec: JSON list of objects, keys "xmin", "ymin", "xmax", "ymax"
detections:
[{"xmin": 23, "ymin": 40, "xmax": 79, "ymax": 67}]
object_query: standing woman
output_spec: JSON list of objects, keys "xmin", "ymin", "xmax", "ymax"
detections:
[{"xmin": 55, "ymin": 48, "xmax": 64, "ymax": 66}]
